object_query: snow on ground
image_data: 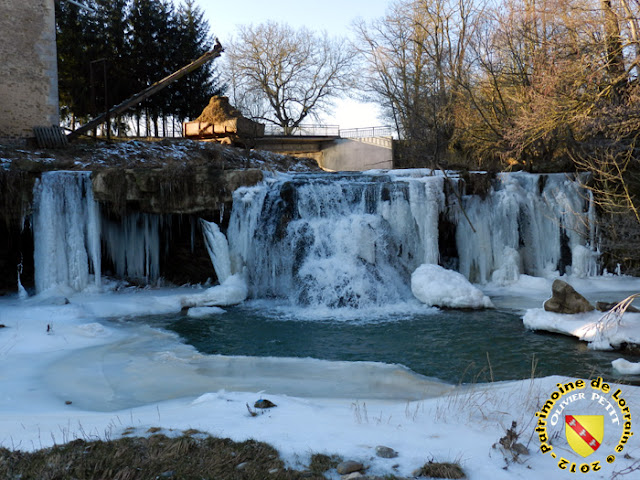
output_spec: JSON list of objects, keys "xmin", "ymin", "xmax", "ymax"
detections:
[
  {"xmin": 523, "ymin": 308, "xmax": 640, "ymax": 350},
  {"xmin": 1, "ymin": 278, "xmax": 640, "ymax": 478},
  {"xmin": 492, "ymin": 273, "xmax": 640, "ymax": 351}
]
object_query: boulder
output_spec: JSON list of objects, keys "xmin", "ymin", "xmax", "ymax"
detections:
[
  {"xmin": 543, "ymin": 280, "xmax": 594, "ymax": 314},
  {"xmin": 375, "ymin": 446, "xmax": 398, "ymax": 459},
  {"xmin": 254, "ymin": 398, "xmax": 277, "ymax": 409},
  {"xmin": 336, "ymin": 461, "xmax": 364, "ymax": 475}
]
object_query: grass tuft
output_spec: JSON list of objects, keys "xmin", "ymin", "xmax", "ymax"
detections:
[
  {"xmin": 418, "ymin": 460, "xmax": 466, "ymax": 479},
  {"xmin": 308, "ymin": 453, "xmax": 342, "ymax": 474},
  {"xmin": 0, "ymin": 434, "xmax": 327, "ymax": 480}
]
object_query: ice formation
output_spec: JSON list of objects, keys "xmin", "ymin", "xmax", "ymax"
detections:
[
  {"xmin": 33, "ymin": 171, "xmax": 101, "ymax": 293},
  {"xmin": 411, "ymin": 263, "xmax": 494, "ymax": 309},
  {"xmin": 31, "ymin": 170, "xmax": 599, "ymax": 309}
]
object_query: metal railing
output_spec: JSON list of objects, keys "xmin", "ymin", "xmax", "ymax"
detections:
[
  {"xmin": 339, "ymin": 126, "xmax": 395, "ymax": 138},
  {"xmin": 263, "ymin": 124, "xmax": 340, "ymax": 136},
  {"xmin": 262, "ymin": 124, "xmax": 396, "ymax": 138}
]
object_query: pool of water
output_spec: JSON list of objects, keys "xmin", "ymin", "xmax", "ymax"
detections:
[{"xmin": 134, "ymin": 302, "xmax": 629, "ymax": 385}]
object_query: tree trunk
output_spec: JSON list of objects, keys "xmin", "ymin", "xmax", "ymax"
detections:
[{"xmin": 601, "ymin": 0, "xmax": 627, "ymax": 101}]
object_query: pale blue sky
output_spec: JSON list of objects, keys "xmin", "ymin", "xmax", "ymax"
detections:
[
  {"xmin": 199, "ymin": 0, "xmax": 392, "ymax": 42},
  {"xmin": 197, "ymin": 0, "xmax": 392, "ymax": 128}
]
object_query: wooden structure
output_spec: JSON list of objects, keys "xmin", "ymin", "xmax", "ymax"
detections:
[{"xmin": 183, "ymin": 96, "xmax": 265, "ymax": 146}]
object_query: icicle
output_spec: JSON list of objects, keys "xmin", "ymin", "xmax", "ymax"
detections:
[
  {"xmin": 200, "ymin": 219, "xmax": 232, "ymax": 284},
  {"xmin": 33, "ymin": 171, "xmax": 101, "ymax": 293},
  {"xmin": 102, "ymin": 212, "xmax": 161, "ymax": 283},
  {"xmin": 17, "ymin": 256, "xmax": 28, "ymax": 299}
]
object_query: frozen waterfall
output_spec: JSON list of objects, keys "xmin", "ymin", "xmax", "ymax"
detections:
[
  {"xmin": 30, "ymin": 170, "xmax": 598, "ymax": 306},
  {"xmin": 226, "ymin": 170, "xmax": 598, "ymax": 307},
  {"xmin": 200, "ymin": 219, "xmax": 232, "ymax": 283},
  {"xmin": 33, "ymin": 171, "xmax": 101, "ymax": 293},
  {"xmin": 456, "ymin": 172, "xmax": 598, "ymax": 284},
  {"xmin": 32, "ymin": 171, "xmax": 163, "ymax": 292}
]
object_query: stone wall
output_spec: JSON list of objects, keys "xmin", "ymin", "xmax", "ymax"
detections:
[{"xmin": 0, "ymin": 0, "xmax": 59, "ymax": 140}]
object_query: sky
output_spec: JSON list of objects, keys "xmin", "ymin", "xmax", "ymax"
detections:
[{"xmin": 197, "ymin": 0, "xmax": 393, "ymax": 129}]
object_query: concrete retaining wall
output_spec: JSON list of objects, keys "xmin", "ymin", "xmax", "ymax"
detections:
[
  {"xmin": 319, "ymin": 137, "xmax": 394, "ymax": 171},
  {"xmin": 0, "ymin": 0, "xmax": 59, "ymax": 140}
]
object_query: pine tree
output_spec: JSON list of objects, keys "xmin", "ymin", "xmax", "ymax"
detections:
[
  {"xmin": 170, "ymin": 0, "xmax": 225, "ymax": 122},
  {"xmin": 56, "ymin": 0, "xmax": 100, "ymax": 125},
  {"xmin": 57, "ymin": 0, "xmax": 225, "ymax": 135}
]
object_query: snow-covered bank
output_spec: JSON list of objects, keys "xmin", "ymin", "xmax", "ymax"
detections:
[
  {"xmin": 2, "ymin": 288, "xmax": 640, "ymax": 479},
  {"xmin": 523, "ymin": 308, "xmax": 640, "ymax": 350}
]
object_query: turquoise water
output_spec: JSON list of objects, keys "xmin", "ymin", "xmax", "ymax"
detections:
[{"xmin": 138, "ymin": 303, "xmax": 630, "ymax": 385}]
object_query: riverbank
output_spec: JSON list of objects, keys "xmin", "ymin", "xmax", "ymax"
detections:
[{"xmin": 2, "ymin": 283, "xmax": 640, "ymax": 479}]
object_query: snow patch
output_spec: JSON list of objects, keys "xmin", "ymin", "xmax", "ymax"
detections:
[
  {"xmin": 523, "ymin": 308, "xmax": 640, "ymax": 349},
  {"xmin": 612, "ymin": 358, "xmax": 640, "ymax": 375},
  {"xmin": 411, "ymin": 264, "xmax": 494, "ymax": 309}
]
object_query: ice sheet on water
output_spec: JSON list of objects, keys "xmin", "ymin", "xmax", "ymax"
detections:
[{"xmin": 42, "ymin": 322, "xmax": 453, "ymax": 411}]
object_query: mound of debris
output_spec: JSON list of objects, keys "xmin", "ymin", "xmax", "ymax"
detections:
[{"xmin": 185, "ymin": 96, "xmax": 265, "ymax": 142}]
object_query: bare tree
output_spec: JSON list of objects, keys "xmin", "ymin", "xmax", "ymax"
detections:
[
  {"xmin": 353, "ymin": 0, "xmax": 479, "ymax": 166},
  {"xmin": 226, "ymin": 22, "xmax": 355, "ymax": 133}
]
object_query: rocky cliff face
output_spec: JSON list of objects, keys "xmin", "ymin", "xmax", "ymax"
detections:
[{"xmin": 92, "ymin": 167, "xmax": 264, "ymax": 215}]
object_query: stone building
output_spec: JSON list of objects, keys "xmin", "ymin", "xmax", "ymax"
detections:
[{"xmin": 0, "ymin": 0, "xmax": 59, "ymax": 140}]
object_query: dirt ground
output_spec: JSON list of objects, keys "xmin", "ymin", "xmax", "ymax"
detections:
[{"xmin": 0, "ymin": 137, "xmax": 321, "ymax": 173}]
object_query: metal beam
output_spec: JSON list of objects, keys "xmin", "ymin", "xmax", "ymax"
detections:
[{"xmin": 68, "ymin": 45, "xmax": 224, "ymax": 140}]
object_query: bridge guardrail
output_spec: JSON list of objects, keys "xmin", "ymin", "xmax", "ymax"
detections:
[
  {"xmin": 263, "ymin": 124, "xmax": 340, "ymax": 136},
  {"xmin": 339, "ymin": 126, "xmax": 395, "ymax": 138},
  {"xmin": 262, "ymin": 124, "xmax": 395, "ymax": 138}
]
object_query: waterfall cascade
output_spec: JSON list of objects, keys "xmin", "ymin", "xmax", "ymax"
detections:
[
  {"xmin": 33, "ymin": 171, "xmax": 101, "ymax": 293},
  {"xmin": 31, "ymin": 170, "xmax": 597, "ymax": 307},
  {"xmin": 33, "ymin": 171, "xmax": 163, "ymax": 293},
  {"xmin": 227, "ymin": 170, "xmax": 597, "ymax": 307}
]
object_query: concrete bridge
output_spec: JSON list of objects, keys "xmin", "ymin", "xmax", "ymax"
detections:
[
  {"xmin": 183, "ymin": 122, "xmax": 395, "ymax": 171},
  {"xmin": 254, "ymin": 125, "xmax": 395, "ymax": 172}
]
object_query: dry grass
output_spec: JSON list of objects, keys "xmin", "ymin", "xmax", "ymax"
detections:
[
  {"xmin": 417, "ymin": 460, "xmax": 466, "ymax": 479},
  {"xmin": 0, "ymin": 434, "xmax": 326, "ymax": 480},
  {"xmin": 308, "ymin": 453, "xmax": 342, "ymax": 475}
]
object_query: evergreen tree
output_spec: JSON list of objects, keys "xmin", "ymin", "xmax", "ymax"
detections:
[
  {"xmin": 56, "ymin": 0, "xmax": 100, "ymax": 125},
  {"xmin": 56, "ymin": 0, "xmax": 224, "ymax": 134},
  {"xmin": 170, "ymin": 0, "xmax": 225, "ymax": 122}
]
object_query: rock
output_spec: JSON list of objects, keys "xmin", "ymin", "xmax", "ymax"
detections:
[
  {"xmin": 254, "ymin": 398, "xmax": 277, "ymax": 409},
  {"xmin": 65, "ymin": 400, "xmax": 72, "ymax": 405},
  {"xmin": 268, "ymin": 468, "xmax": 280, "ymax": 474},
  {"xmin": 159, "ymin": 471, "xmax": 175, "ymax": 478},
  {"xmin": 336, "ymin": 460, "xmax": 364, "ymax": 475},
  {"xmin": 375, "ymin": 445, "xmax": 398, "ymax": 458},
  {"xmin": 596, "ymin": 301, "xmax": 640, "ymax": 313},
  {"xmin": 236, "ymin": 462, "xmax": 248, "ymax": 470},
  {"xmin": 543, "ymin": 279, "xmax": 594, "ymax": 314},
  {"xmin": 0, "ymin": 324, "xmax": 6, "ymax": 328}
]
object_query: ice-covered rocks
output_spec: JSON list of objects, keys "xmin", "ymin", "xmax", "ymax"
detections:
[
  {"xmin": 411, "ymin": 264, "xmax": 493, "ymax": 309},
  {"xmin": 543, "ymin": 279, "xmax": 594, "ymax": 314}
]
